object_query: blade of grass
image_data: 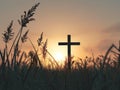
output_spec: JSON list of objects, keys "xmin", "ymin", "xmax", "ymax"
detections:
[
  {"xmin": 28, "ymin": 37, "xmax": 43, "ymax": 68},
  {"xmin": 17, "ymin": 51, "xmax": 25, "ymax": 66}
]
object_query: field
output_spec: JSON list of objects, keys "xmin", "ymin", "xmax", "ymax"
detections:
[{"xmin": 0, "ymin": 3, "xmax": 120, "ymax": 90}]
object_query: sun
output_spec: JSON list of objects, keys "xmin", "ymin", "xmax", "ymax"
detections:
[{"xmin": 54, "ymin": 52, "xmax": 65, "ymax": 62}]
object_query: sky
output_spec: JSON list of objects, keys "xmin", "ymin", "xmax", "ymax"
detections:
[{"xmin": 0, "ymin": 0, "xmax": 120, "ymax": 61}]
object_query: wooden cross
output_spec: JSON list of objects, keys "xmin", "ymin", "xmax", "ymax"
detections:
[{"xmin": 58, "ymin": 35, "xmax": 80, "ymax": 70}]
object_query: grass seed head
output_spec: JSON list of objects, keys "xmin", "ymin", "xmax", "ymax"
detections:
[
  {"xmin": 18, "ymin": 3, "xmax": 40, "ymax": 27},
  {"xmin": 2, "ymin": 20, "xmax": 14, "ymax": 43}
]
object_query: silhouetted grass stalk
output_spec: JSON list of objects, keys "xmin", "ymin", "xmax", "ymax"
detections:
[
  {"xmin": 8, "ymin": 27, "xmax": 22, "ymax": 56},
  {"xmin": 0, "ymin": 2, "xmax": 40, "ymax": 73},
  {"xmin": 28, "ymin": 37, "xmax": 43, "ymax": 68},
  {"xmin": 28, "ymin": 36, "xmax": 59, "ymax": 68}
]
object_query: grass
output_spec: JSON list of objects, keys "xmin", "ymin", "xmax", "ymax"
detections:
[{"xmin": 0, "ymin": 2, "xmax": 120, "ymax": 90}]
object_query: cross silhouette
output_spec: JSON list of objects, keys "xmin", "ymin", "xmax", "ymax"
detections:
[{"xmin": 58, "ymin": 35, "xmax": 80, "ymax": 70}]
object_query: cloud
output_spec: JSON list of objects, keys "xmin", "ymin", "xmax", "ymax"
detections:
[
  {"xmin": 103, "ymin": 23, "xmax": 120, "ymax": 33},
  {"xmin": 83, "ymin": 39, "xmax": 114, "ymax": 56},
  {"xmin": 96, "ymin": 39, "xmax": 113, "ymax": 52}
]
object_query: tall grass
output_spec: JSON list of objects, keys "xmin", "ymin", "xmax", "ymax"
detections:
[{"xmin": 0, "ymin": 2, "xmax": 120, "ymax": 90}]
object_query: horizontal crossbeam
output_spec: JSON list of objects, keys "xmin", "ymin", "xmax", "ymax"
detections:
[{"xmin": 59, "ymin": 42, "xmax": 80, "ymax": 45}]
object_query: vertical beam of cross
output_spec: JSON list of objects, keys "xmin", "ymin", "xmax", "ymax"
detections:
[{"xmin": 58, "ymin": 35, "xmax": 80, "ymax": 70}]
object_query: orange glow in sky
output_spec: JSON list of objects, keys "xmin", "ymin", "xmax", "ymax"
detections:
[{"xmin": 0, "ymin": 0, "xmax": 120, "ymax": 63}]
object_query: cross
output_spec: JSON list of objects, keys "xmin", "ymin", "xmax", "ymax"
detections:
[{"xmin": 58, "ymin": 35, "xmax": 80, "ymax": 70}]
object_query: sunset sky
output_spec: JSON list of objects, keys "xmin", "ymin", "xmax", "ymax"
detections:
[{"xmin": 0, "ymin": 0, "xmax": 120, "ymax": 61}]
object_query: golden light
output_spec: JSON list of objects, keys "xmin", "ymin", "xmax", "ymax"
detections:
[{"xmin": 54, "ymin": 52, "xmax": 65, "ymax": 62}]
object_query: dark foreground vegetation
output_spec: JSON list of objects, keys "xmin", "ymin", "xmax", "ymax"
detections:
[
  {"xmin": 0, "ymin": 2, "xmax": 120, "ymax": 90},
  {"xmin": 0, "ymin": 54, "xmax": 120, "ymax": 90}
]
